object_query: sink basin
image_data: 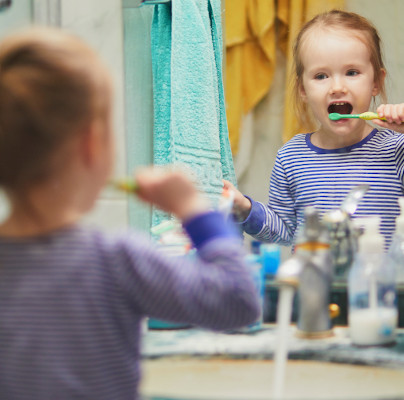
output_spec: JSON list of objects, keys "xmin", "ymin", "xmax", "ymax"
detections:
[{"xmin": 140, "ymin": 358, "xmax": 404, "ymax": 400}]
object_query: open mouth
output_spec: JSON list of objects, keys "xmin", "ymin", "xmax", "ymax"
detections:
[{"xmin": 328, "ymin": 102, "xmax": 353, "ymax": 115}]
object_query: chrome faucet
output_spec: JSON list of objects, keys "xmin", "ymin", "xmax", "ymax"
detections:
[
  {"xmin": 276, "ymin": 185, "xmax": 368, "ymax": 338},
  {"xmin": 323, "ymin": 184, "xmax": 369, "ymax": 279},
  {"xmin": 277, "ymin": 207, "xmax": 334, "ymax": 338}
]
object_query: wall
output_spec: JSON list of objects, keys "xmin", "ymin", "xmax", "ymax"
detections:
[
  {"xmin": 57, "ymin": 0, "xmax": 129, "ymax": 231},
  {"xmin": 122, "ymin": 3, "xmax": 154, "ymax": 233},
  {"xmin": 346, "ymin": 0, "xmax": 404, "ymax": 105},
  {"xmin": 0, "ymin": 0, "xmax": 33, "ymax": 221},
  {"xmin": 0, "ymin": 0, "xmax": 32, "ymax": 37}
]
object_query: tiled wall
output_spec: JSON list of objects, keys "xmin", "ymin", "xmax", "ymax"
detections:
[
  {"xmin": 0, "ymin": 0, "xmax": 130, "ymax": 232},
  {"xmin": 57, "ymin": 0, "xmax": 130, "ymax": 232}
]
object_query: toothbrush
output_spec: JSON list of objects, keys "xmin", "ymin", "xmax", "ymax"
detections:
[
  {"xmin": 329, "ymin": 111, "xmax": 386, "ymax": 121},
  {"xmin": 109, "ymin": 178, "xmax": 138, "ymax": 193}
]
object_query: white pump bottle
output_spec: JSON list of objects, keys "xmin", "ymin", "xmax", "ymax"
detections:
[
  {"xmin": 348, "ymin": 217, "xmax": 397, "ymax": 346},
  {"xmin": 387, "ymin": 197, "xmax": 404, "ymax": 283}
]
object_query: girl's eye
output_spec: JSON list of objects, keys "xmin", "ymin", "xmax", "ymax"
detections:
[
  {"xmin": 347, "ymin": 70, "xmax": 359, "ymax": 76},
  {"xmin": 314, "ymin": 73, "xmax": 327, "ymax": 80}
]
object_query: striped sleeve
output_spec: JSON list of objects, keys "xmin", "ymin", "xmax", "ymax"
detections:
[
  {"xmin": 110, "ymin": 225, "xmax": 261, "ymax": 331},
  {"xmin": 241, "ymin": 151, "xmax": 297, "ymax": 245},
  {"xmin": 394, "ymin": 133, "xmax": 404, "ymax": 182}
]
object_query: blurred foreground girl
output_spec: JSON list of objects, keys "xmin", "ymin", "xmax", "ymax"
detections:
[{"xmin": 0, "ymin": 28, "xmax": 260, "ymax": 400}]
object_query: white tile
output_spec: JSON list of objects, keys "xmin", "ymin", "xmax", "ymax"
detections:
[
  {"xmin": 60, "ymin": 0, "xmax": 127, "ymax": 178},
  {"xmin": 84, "ymin": 198, "xmax": 129, "ymax": 231}
]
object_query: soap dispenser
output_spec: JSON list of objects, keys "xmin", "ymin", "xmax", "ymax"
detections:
[
  {"xmin": 348, "ymin": 217, "xmax": 397, "ymax": 346},
  {"xmin": 387, "ymin": 197, "xmax": 404, "ymax": 283}
]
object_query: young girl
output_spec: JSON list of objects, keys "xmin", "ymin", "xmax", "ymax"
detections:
[
  {"xmin": 0, "ymin": 28, "xmax": 260, "ymax": 400},
  {"xmin": 225, "ymin": 9, "xmax": 404, "ymax": 250}
]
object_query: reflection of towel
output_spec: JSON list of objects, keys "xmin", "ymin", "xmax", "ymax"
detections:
[
  {"xmin": 151, "ymin": 0, "xmax": 236, "ymax": 227},
  {"xmin": 226, "ymin": 0, "xmax": 276, "ymax": 155}
]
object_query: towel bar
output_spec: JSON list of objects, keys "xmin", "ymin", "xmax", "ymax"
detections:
[{"xmin": 122, "ymin": 0, "xmax": 170, "ymax": 8}]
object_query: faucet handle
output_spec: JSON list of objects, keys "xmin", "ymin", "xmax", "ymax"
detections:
[{"xmin": 340, "ymin": 184, "xmax": 369, "ymax": 216}]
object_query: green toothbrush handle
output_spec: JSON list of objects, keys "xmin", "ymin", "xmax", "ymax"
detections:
[
  {"xmin": 328, "ymin": 113, "xmax": 357, "ymax": 120},
  {"xmin": 329, "ymin": 112, "xmax": 386, "ymax": 121}
]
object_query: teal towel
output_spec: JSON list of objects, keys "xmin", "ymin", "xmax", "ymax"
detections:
[{"xmin": 151, "ymin": 0, "xmax": 236, "ymax": 227}]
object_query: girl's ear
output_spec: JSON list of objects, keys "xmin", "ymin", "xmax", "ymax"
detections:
[
  {"xmin": 299, "ymin": 82, "xmax": 308, "ymax": 103},
  {"xmin": 372, "ymin": 68, "xmax": 386, "ymax": 96}
]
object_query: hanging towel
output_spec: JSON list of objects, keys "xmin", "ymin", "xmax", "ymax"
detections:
[{"xmin": 151, "ymin": 0, "xmax": 236, "ymax": 227}]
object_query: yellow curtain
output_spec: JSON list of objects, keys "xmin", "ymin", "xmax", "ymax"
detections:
[
  {"xmin": 278, "ymin": 0, "xmax": 345, "ymax": 143},
  {"xmin": 225, "ymin": 0, "xmax": 276, "ymax": 155}
]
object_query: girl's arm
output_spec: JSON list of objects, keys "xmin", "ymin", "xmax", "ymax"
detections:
[
  {"xmin": 224, "ymin": 157, "xmax": 296, "ymax": 246},
  {"xmin": 118, "ymin": 166, "xmax": 261, "ymax": 331}
]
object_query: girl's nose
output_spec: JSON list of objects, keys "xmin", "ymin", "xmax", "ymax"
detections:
[{"xmin": 329, "ymin": 78, "xmax": 347, "ymax": 95}]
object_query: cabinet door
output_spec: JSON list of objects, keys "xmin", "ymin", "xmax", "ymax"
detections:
[{"xmin": 0, "ymin": 0, "xmax": 33, "ymax": 39}]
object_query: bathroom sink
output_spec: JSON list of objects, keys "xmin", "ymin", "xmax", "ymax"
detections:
[
  {"xmin": 140, "ymin": 358, "xmax": 404, "ymax": 400},
  {"xmin": 141, "ymin": 327, "xmax": 404, "ymax": 400}
]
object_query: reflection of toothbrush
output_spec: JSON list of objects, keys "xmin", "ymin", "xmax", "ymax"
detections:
[
  {"xmin": 218, "ymin": 188, "xmax": 235, "ymax": 217},
  {"xmin": 329, "ymin": 111, "xmax": 386, "ymax": 121},
  {"xmin": 109, "ymin": 178, "xmax": 138, "ymax": 193}
]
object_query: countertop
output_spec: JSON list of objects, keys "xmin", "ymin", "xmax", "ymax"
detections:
[{"xmin": 141, "ymin": 325, "xmax": 404, "ymax": 368}]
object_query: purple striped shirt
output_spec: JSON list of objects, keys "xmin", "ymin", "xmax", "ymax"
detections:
[
  {"xmin": 0, "ymin": 212, "xmax": 260, "ymax": 400},
  {"xmin": 241, "ymin": 129, "xmax": 404, "ymax": 249}
]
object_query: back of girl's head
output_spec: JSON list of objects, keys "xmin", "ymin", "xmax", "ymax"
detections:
[
  {"xmin": 0, "ymin": 27, "xmax": 111, "ymax": 194},
  {"xmin": 292, "ymin": 9, "xmax": 386, "ymax": 130}
]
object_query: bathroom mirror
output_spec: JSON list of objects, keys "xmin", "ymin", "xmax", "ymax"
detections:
[{"xmin": 237, "ymin": 0, "xmax": 404, "ymax": 220}]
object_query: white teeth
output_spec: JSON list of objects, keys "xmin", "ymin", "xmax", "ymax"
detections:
[{"xmin": 332, "ymin": 102, "xmax": 347, "ymax": 105}]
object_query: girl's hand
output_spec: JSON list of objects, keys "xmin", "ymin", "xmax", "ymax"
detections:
[
  {"xmin": 135, "ymin": 167, "xmax": 209, "ymax": 221},
  {"xmin": 222, "ymin": 179, "xmax": 252, "ymax": 221},
  {"xmin": 373, "ymin": 103, "xmax": 404, "ymax": 133}
]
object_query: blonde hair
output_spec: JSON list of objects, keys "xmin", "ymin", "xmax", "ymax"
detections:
[
  {"xmin": 0, "ymin": 27, "xmax": 111, "ymax": 194},
  {"xmin": 292, "ymin": 9, "xmax": 387, "ymax": 130}
]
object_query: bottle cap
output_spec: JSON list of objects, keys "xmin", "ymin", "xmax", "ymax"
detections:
[{"xmin": 260, "ymin": 244, "xmax": 281, "ymax": 275}]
